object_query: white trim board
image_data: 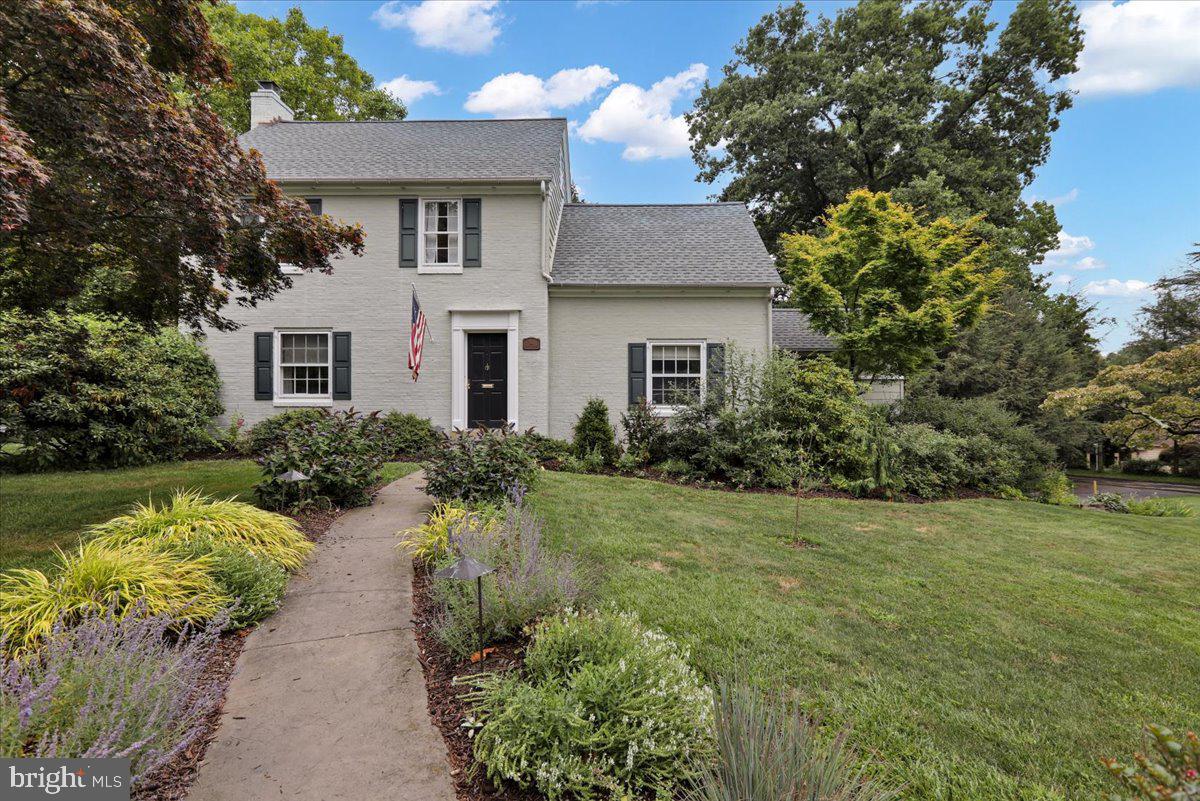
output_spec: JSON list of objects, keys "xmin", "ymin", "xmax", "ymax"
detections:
[{"xmin": 450, "ymin": 310, "xmax": 519, "ymax": 430}]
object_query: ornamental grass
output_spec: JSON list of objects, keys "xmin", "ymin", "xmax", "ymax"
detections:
[
  {"xmin": 87, "ymin": 490, "xmax": 313, "ymax": 570},
  {"xmin": 0, "ymin": 540, "xmax": 226, "ymax": 654}
]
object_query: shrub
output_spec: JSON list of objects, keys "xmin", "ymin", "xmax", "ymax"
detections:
[
  {"xmin": 1034, "ymin": 471, "xmax": 1080, "ymax": 507},
  {"xmin": 397, "ymin": 502, "xmax": 501, "ymax": 565},
  {"xmin": 1101, "ymin": 725, "xmax": 1199, "ymax": 801},
  {"xmin": 0, "ymin": 312, "xmax": 221, "ymax": 470},
  {"xmin": 621, "ymin": 398, "xmax": 667, "ymax": 466},
  {"xmin": 170, "ymin": 540, "xmax": 287, "ymax": 629},
  {"xmin": 0, "ymin": 607, "xmax": 226, "ymax": 785},
  {"xmin": 688, "ymin": 678, "xmax": 896, "ymax": 801},
  {"xmin": 422, "ymin": 426, "xmax": 538, "ymax": 505},
  {"xmin": 889, "ymin": 424, "xmax": 970, "ymax": 499},
  {"xmin": 242, "ymin": 408, "xmax": 326, "ymax": 456},
  {"xmin": 255, "ymin": 409, "xmax": 383, "ymax": 512},
  {"xmin": 0, "ymin": 541, "xmax": 226, "ymax": 653},
  {"xmin": 1160, "ymin": 442, "xmax": 1200, "ymax": 477},
  {"xmin": 369, "ymin": 411, "xmax": 438, "ymax": 460},
  {"xmin": 516, "ymin": 429, "xmax": 574, "ymax": 463},
  {"xmin": 465, "ymin": 608, "xmax": 712, "ymax": 800},
  {"xmin": 431, "ymin": 496, "xmax": 581, "ymax": 657},
  {"xmin": 1120, "ymin": 457, "xmax": 1166, "ymax": 476},
  {"xmin": 670, "ymin": 402, "xmax": 803, "ymax": 489},
  {"xmin": 572, "ymin": 398, "xmax": 618, "ymax": 466},
  {"xmin": 87, "ymin": 490, "xmax": 313, "ymax": 570},
  {"xmin": 1127, "ymin": 498, "xmax": 1194, "ymax": 518},
  {"xmin": 560, "ymin": 447, "xmax": 608, "ymax": 475}
]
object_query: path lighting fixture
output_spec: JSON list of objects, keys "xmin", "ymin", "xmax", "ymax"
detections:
[
  {"xmin": 275, "ymin": 469, "xmax": 310, "ymax": 482},
  {"xmin": 434, "ymin": 555, "xmax": 494, "ymax": 662}
]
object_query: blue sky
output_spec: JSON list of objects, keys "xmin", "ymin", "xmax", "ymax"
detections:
[{"xmin": 235, "ymin": 0, "xmax": 1200, "ymax": 352}]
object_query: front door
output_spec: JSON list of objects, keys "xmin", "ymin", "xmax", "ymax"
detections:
[{"xmin": 467, "ymin": 332, "xmax": 507, "ymax": 428}]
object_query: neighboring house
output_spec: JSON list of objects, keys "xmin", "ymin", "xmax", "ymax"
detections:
[
  {"xmin": 204, "ymin": 82, "xmax": 884, "ymax": 437},
  {"xmin": 771, "ymin": 309, "xmax": 905, "ymax": 404}
]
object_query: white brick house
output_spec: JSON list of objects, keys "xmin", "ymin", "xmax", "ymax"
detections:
[{"xmin": 204, "ymin": 82, "xmax": 886, "ymax": 439}]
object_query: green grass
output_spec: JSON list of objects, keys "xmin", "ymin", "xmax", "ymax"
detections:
[
  {"xmin": 0, "ymin": 459, "xmax": 419, "ymax": 573},
  {"xmin": 530, "ymin": 471, "xmax": 1199, "ymax": 801},
  {"xmin": 1068, "ymin": 469, "xmax": 1200, "ymax": 486}
]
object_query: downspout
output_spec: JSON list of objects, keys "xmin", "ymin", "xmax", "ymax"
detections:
[{"xmin": 539, "ymin": 179, "xmax": 551, "ymax": 281}]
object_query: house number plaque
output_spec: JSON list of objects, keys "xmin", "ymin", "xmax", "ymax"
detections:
[{"xmin": 522, "ymin": 337, "xmax": 541, "ymax": 351}]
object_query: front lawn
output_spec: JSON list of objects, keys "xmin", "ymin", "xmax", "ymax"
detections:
[
  {"xmin": 530, "ymin": 471, "xmax": 1199, "ymax": 801},
  {"xmin": 0, "ymin": 459, "xmax": 419, "ymax": 573}
]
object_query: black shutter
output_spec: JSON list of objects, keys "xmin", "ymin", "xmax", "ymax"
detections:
[
  {"xmin": 399, "ymin": 198, "xmax": 418, "ymax": 267},
  {"xmin": 463, "ymin": 198, "xmax": 482, "ymax": 267},
  {"xmin": 628, "ymin": 343, "xmax": 647, "ymax": 407},
  {"xmin": 254, "ymin": 332, "xmax": 273, "ymax": 400},
  {"xmin": 332, "ymin": 332, "xmax": 351, "ymax": 400},
  {"xmin": 707, "ymin": 343, "xmax": 725, "ymax": 404}
]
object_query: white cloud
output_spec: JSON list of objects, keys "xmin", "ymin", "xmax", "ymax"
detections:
[
  {"xmin": 576, "ymin": 63, "xmax": 708, "ymax": 160},
  {"xmin": 1074, "ymin": 256, "xmax": 1105, "ymax": 271},
  {"xmin": 1049, "ymin": 188, "xmax": 1078, "ymax": 206},
  {"xmin": 465, "ymin": 66, "xmax": 618, "ymax": 117},
  {"xmin": 1046, "ymin": 231, "xmax": 1094, "ymax": 260},
  {"xmin": 1052, "ymin": 273, "xmax": 1074, "ymax": 286},
  {"xmin": 1082, "ymin": 278, "xmax": 1152, "ymax": 298},
  {"xmin": 372, "ymin": 0, "xmax": 501, "ymax": 55},
  {"xmin": 1071, "ymin": 1, "xmax": 1200, "ymax": 96},
  {"xmin": 379, "ymin": 75, "xmax": 441, "ymax": 105}
]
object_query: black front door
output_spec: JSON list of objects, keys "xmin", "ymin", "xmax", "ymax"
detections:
[{"xmin": 467, "ymin": 333, "xmax": 507, "ymax": 428}]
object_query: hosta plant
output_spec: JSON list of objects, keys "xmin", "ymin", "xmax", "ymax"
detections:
[
  {"xmin": 464, "ymin": 608, "xmax": 713, "ymax": 800},
  {"xmin": 87, "ymin": 490, "xmax": 313, "ymax": 570},
  {"xmin": 1, "ymin": 606, "xmax": 227, "ymax": 785},
  {"xmin": 0, "ymin": 541, "xmax": 226, "ymax": 654}
]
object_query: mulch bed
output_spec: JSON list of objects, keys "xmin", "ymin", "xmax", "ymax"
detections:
[
  {"xmin": 412, "ymin": 562, "xmax": 537, "ymax": 801},
  {"xmin": 131, "ymin": 497, "xmax": 353, "ymax": 800}
]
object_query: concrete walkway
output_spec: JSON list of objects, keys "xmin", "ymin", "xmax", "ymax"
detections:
[{"xmin": 189, "ymin": 473, "xmax": 455, "ymax": 801}]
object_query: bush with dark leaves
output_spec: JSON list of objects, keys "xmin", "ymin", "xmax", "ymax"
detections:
[
  {"xmin": 422, "ymin": 426, "xmax": 538, "ymax": 505},
  {"xmin": 255, "ymin": 409, "xmax": 383, "ymax": 511}
]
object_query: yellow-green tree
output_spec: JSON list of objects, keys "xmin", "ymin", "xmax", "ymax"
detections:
[
  {"xmin": 780, "ymin": 189, "xmax": 1003, "ymax": 381},
  {"xmin": 1043, "ymin": 343, "xmax": 1200, "ymax": 474}
]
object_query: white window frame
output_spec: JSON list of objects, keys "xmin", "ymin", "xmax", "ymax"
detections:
[
  {"xmin": 274, "ymin": 329, "xmax": 333, "ymax": 406},
  {"xmin": 646, "ymin": 339, "xmax": 706, "ymax": 416},
  {"xmin": 417, "ymin": 197, "xmax": 463, "ymax": 274}
]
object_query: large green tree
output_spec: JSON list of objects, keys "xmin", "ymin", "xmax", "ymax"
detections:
[
  {"xmin": 689, "ymin": 0, "xmax": 1083, "ymax": 249},
  {"xmin": 202, "ymin": 3, "xmax": 405, "ymax": 133},
  {"xmin": 780, "ymin": 189, "xmax": 1001, "ymax": 381},
  {"xmin": 0, "ymin": 0, "xmax": 363, "ymax": 331},
  {"xmin": 1110, "ymin": 245, "xmax": 1200, "ymax": 364}
]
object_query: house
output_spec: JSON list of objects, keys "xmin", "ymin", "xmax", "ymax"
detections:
[{"xmin": 203, "ymin": 82, "xmax": 882, "ymax": 438}]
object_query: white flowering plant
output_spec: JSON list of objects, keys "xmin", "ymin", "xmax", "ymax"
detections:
[{"xmin": 462, "ymin": 608, "xmax": 714, "ymax": 800}]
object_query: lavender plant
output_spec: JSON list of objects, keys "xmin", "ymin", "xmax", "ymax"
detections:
[
  {"xmin": 1, "ymin": 605, "xmax": 227, "ymax": 786},
  {"xmin": 432, "ymin": 488, "xmax": 581, "ymax": 657}
]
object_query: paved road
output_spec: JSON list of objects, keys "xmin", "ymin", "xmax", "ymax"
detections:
[
  {"xmin": 1070, "ymin": 475, "xmax": 1200, "ymax": 500},
  {"xmin": 190, "ymin": 473, "xmax": 454, "ymax": 801}
]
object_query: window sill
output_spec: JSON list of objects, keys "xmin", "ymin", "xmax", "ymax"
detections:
[
  {"xmin": 273, "ymin": 397, "xmax": 333, "ymax": 407},
  {"xmin": 649, "ymin": 404, "xmax": 690, "ymax": 418},
  {"xmin": 418, "ymin": 263, "xmax": 463, "ymax": 275},
  {"xmin": 279, "ymin": 264, "xmax": 304, "ymax": 275}
]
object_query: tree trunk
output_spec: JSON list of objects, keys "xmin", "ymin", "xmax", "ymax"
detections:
[{"xmin": 1172, "ymin": 438, "xmax": 1180, "ymax": 475}]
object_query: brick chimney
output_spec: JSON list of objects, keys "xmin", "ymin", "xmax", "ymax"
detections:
[{"xmin": 249, "ymin": 80, "xmax": 293, "ymax": 130}]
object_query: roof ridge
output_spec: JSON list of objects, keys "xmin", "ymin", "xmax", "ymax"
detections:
[{"xmin": 564, "ymin": 202, "xmax": 745, "ymax": 208}]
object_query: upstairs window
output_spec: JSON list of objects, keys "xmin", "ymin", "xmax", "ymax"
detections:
[
  {"xmin": 305, "ymin": 198, "xmax": 322, "ymax": 215},
  {"xmin": 422, "ymin": 199, "xmax": 460, "ymax": 267},
  {"xmin": 649, "ymin": 342, "xmax": 703, "ymax": 407},
  {"xmin": 279, "ymin": 332, "xmax": 330, "ymax": 398}
]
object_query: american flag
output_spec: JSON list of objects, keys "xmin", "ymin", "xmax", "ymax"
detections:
[{"xmin": 407, "ymin": 285, "xmax": 427, "ymax": 381}]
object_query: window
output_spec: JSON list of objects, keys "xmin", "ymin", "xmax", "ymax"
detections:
[
  {"xmin": 649, "ymin": 342, "xmax": 703, "ymax": 406},
  {"xmin": 305, "ymin": 198, "xmax": 322, "ymax": 215},
  {"xmin": 422, "ymin": 199, "xmax": 460, "ymax": 266},
  {"xmin": 278, "ymin": 332, "xmax": 330, "ymax": 398}
]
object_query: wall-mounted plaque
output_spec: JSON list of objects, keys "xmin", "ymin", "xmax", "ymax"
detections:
[{"xmin": 522, "ymin": 337, "xmax": 541, "ymax": 351}]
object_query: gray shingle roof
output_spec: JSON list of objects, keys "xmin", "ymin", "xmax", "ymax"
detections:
[
  {"xmin": 550, "ymin": 203, "xmax": 781, "ymax": 287},
  {"xmin": 772, "ymin": 309, "xmax": 836, "ymax": 351},
  {"xmin": 239, "ymin": 119, "xmax": 566, "ymax": 182}
]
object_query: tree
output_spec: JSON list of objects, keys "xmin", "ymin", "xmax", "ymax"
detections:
[
  {"xmin": 1043, "ymin": 344, "xmax": 1200, "ymax": 474},
  {"xmin": 1110, "ymin": 245, "xmax": 1200, "ymax": 364},
  {"xmin": 780, "ymin": 189, "xmax": 1002, "ymax": 381},
  {"xmin": 0, "ymin": 0, "xmax": 364, "ymax": 331},
  {"xmin": 202, "ymin": 3, "xmax": 405, "ymax": 134},
  {"xmin": 689, "ymin": 0, "xmax": 1083, "ymax": 250}
]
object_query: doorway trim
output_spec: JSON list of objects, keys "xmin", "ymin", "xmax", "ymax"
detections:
[{"xmin": 450, "ymin": 309, "xmax": 518, "ymax": 430}]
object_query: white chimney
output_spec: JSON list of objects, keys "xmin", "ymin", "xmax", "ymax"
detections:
[{"xmin": 249, "ymin": 80, "xmax": 293, "ymax": 130}]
